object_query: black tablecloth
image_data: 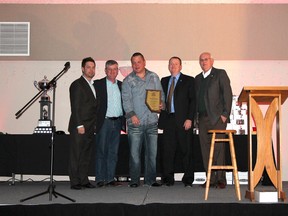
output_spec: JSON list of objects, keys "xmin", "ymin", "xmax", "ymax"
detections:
[{"xmin": 0, "ymin": 134, "xmax": 256, "ymax": 177}]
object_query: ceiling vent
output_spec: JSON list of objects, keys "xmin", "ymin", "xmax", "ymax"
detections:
[{"xmin": 0, "ymin": 22, "xmax": 30, "ymax": 56}]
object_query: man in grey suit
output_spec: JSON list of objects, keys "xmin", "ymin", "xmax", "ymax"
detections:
[
  {"xmin": 68, "ymin": 57, "xmax": 98, "ymax": 190},
  {"xmin": 195, "ymin": 52, "xmax": 232, "ymax": 189}
]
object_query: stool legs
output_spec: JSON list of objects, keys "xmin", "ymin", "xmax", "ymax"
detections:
[
  {"xmin": 205, "ymin": 131, "xmax": 241, "ymax": 201},
  {"xmin": 228, "ymin": 132, "xmax": 241, "ymax": 200},
  {"xmin": 204, "ymin": 132, "xmax": 216, "ymax": 200}
]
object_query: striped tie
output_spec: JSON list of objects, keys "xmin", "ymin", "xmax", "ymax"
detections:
[{"xmin": 167, "ymin": 77, "xmax": 175, "ymax": 113}]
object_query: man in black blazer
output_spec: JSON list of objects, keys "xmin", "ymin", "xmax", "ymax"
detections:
[
  {"xmin": 68, "ymin": 57, "xmax": 98, "ymax": 190},
  {"xmin": 93, "ymin": 60, "xmax": 124, "ymax": 187},
  {"xmin": 159, "ymin": 56, "xmax": 195, "ymax": 187},
  {"xmin": 195, "ymin": 52, "xmax": 232, "ymax": 189}
]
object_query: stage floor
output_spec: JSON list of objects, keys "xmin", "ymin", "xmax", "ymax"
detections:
[{"xmin": 1, "ymin": 179, "xmax": 287, "ymax": 205}]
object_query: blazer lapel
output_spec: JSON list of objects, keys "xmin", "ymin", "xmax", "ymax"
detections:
[
  {"xmin": 206, "ymin": 67, "xmax": 216, "ymax": 87},
  {"xmin": 117, "ymin": 80, "xmax": 122, "ymax": 91},
  {"xmin": 80, "ymin": 76, "xmax": 96, "ymax": 101},
  {"xmin": 163, "ymin": 77, "xmax": 170, "ymax": 102}
]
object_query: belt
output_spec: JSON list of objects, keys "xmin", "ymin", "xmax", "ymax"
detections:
[{"xmin": 105, "ymin": 116, "xmax": 120, "ymax": 120}]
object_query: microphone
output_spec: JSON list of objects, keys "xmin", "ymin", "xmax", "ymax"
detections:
[
  {"xmin": 48, "ymin": 62, "xmax": 70, "ymax": 88},
  {"xmin": 64, "ymin": 61, "xmax": 71, "ymax": 70}
]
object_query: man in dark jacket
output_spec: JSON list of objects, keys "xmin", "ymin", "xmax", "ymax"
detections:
[
  {"xmin": 195, "ymin": 52, "xmax": 233, "ymax": 189},
  {"xmin": 159, "ymin": 56, "xmax": 195, "ymax": 187},
  {"xmin": 68, "ymin": 57, "xmax": 98, "ymax": 190},
  {"xmin": 94, "ymin": 60, "xmax": 124, "ymax": 187}
]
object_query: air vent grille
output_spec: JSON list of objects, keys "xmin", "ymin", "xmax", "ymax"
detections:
[{"xmin": 0, "ymin": 22, "xmax": 30, "ymax": 56}]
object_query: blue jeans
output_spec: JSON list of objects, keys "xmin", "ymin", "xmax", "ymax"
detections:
[
  {"xmin": 95, "ymin": 118, "xmax": 121, "ymax": 183},
  {"xmin": 128, "ymin": 123, "xmax": 158, "ymax": 185}
]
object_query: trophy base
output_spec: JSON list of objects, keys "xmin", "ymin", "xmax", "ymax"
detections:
[
  {"xmin": 38, "ymin": 120, "xmax": 51, "ymax": 127},
  {"xmin": 34, "ymin": 126, "xmax": 54, "ymax": 134}
]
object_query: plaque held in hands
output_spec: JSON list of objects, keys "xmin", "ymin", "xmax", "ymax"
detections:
[{"xmin": 145, "ymin": 90, "xmax": 161, "ymax": 113}]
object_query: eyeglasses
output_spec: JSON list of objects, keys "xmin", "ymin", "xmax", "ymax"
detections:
[{"xmin": 200, "ymin": 58, "xmax": 211, "ymax": 62}]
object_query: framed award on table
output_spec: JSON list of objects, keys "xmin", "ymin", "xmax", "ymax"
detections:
[{"xmin": 145, "ymin": 90, "xmax": 161, "ymax": 113}]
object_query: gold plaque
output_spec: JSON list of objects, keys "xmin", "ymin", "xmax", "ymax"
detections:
[{"xmin": 145, "ymin": 90, "xmax": 161, "ymax": 113}]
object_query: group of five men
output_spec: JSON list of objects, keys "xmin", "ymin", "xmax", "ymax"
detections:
[{"xmin": 67, "ymin": 52, "xmax": 232, "ymax": 190}]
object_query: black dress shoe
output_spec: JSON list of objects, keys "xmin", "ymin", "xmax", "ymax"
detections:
[
  {"xmin": 71, "ymin": 184, "xmax": 82, "ymax": 190},
  {"xmin": 165, "ymin": 182, "xmax": 174, "ymax": 186},
  {"xmin": 97, "ymin": 181, "xmax": 105, "ymax": 187},
  {"xmin": 151, "ymin": 182, "xmax": 162, "ymax": 187},
  {"xmin": 82, "ymin": 183, "xmax": 96, "ymax": 188},
  {"xmin": 184, "ymin": 183, "xmax": 193, "ymax": 187},
  {"xmin": 129, "ymin": 183, "xmax": 139, "ymax": 188}
]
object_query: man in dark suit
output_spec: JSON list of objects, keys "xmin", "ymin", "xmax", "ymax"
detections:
[
  {"xmin": 93, "ymin": 60, "xmax": 124, "ymax": 187},
  {"xmin": 159, "ymin": 56, "xmax": 195, "ymax": 187},
  {"xmin": 195, "ymin": 52, "xmax": 233, "ymax": 189},
  {"xmin": 68, "ymin": 57, "xmax": 98, "ymax": 190}
]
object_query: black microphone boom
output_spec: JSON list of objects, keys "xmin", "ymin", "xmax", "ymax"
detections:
[
  {"xmin": 47, "ymin": 62, "xmax": 70, "ymax": 90},
  {"xmin": 15, "ymin": 62, "xmax": 71, "ymax": 119},
  {"xmin": 64, "ymin": 61, "xmax": 70, "ymax": 70}
]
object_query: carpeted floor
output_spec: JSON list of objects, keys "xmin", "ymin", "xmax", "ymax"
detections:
[{"xmin": 0, "ymin": 179, "xmax": 287, "ymax": 205}]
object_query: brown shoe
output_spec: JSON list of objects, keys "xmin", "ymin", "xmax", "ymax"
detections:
[
  {"xmin": 106, "ymin": 181, "xmax": 122, "ymax": 187},
  {"xmin": 217, "ymin": 182, "xmax": 226, "ymax": 189}
]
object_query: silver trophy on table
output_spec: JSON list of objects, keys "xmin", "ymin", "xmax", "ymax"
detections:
[{"xmin": 34, "ymin": 76, "xmax": 52, "ymax": 132}]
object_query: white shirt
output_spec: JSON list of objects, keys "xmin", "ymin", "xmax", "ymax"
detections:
[
  {"xmin": 82, "ymin": 75, "xmax": 96, "ymax": 98},
  {"xmin": 105, "ymin": 78, "xmax": 123, "ymax": 117},
  {"xmin": 202, "ymin": 68, "xmax": 212, "ymax": 79}
]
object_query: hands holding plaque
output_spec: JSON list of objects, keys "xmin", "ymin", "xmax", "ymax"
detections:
[{"xmin": 145, "ymin": 90, "xmax": 162, "ymax": 113}]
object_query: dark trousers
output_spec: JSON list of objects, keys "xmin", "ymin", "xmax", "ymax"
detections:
[
  {"xmin": 161, "ymin": 115, "xmax": 194, "ymax": 184},
  {"xmin": 68, "ymin": 128, "xmax": 95, "ymax": 186},
  {"xmin": 198, "ymin": 116, "xmax": 227, "ymax": 184}
]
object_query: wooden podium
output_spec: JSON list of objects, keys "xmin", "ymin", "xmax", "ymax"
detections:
[{"xmin": 238, "ymin": 86, "xmax": 288, "ymax": 201}]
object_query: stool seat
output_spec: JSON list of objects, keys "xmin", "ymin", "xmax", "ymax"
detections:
[
  {"xmin": 204, "ymin": 129, "xmax": 241, "ymax": 201},
  {"xmin": 208, "ymin": 129, "xmax": 236, "ymax": 133}
]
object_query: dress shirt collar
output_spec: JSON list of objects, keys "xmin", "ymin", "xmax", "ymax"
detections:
[
  {"xmin": 82, "ymin": 75, "xmax": 94, "ymax": 85},
  {"xmin": 82, "ymin": 75, "xmax": 96, "ymax": 98},
  {"xmin": 170, "ymin": 72, "xmax": 181, "ymax": 82},
  {"xmin": 106, "ymin": 77, "xmax": 118, "ymax": 85},
  {"xmin": 202, "ymin": 68, "xmax": 212, "ymax": 79}
]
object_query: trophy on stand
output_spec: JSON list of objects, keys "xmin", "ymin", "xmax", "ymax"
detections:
[
  {"xmin": 16, "ymin": 62, "xmax": 75, "ymax": 203},
  {"xmin": 33, "ymin": 76, "xmax": 53, "ymax": 134}
]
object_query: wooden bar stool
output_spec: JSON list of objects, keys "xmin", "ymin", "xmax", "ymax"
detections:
[{"xmin": 204, "ymin": 129, "xmax": 241, "ymax": 201}]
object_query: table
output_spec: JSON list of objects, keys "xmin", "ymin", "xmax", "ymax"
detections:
[{"xmin": 0, "ymin": 134, "xmax": 256, "ymax": 177}]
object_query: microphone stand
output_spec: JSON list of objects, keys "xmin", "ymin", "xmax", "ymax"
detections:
[
  {"xmin": 18, "ymin": 62, "xmax": 75, "ymax": 202},
  {"xmin": 15, "ymin": 62, "xmax": 70, "ymax": 119}
]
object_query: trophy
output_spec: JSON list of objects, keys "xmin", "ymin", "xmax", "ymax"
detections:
[
  {"xmin": 33, "ymin": 76, "xmax": 52, "ymax": 133},
  {"xmin": 34, "ymin": 76, "xmax": 52, "ymax": 101}
]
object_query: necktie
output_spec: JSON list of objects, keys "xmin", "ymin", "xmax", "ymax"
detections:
[{"xmin": 167, "ymin": 77, "xmax": 175, "ymax": 113}]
